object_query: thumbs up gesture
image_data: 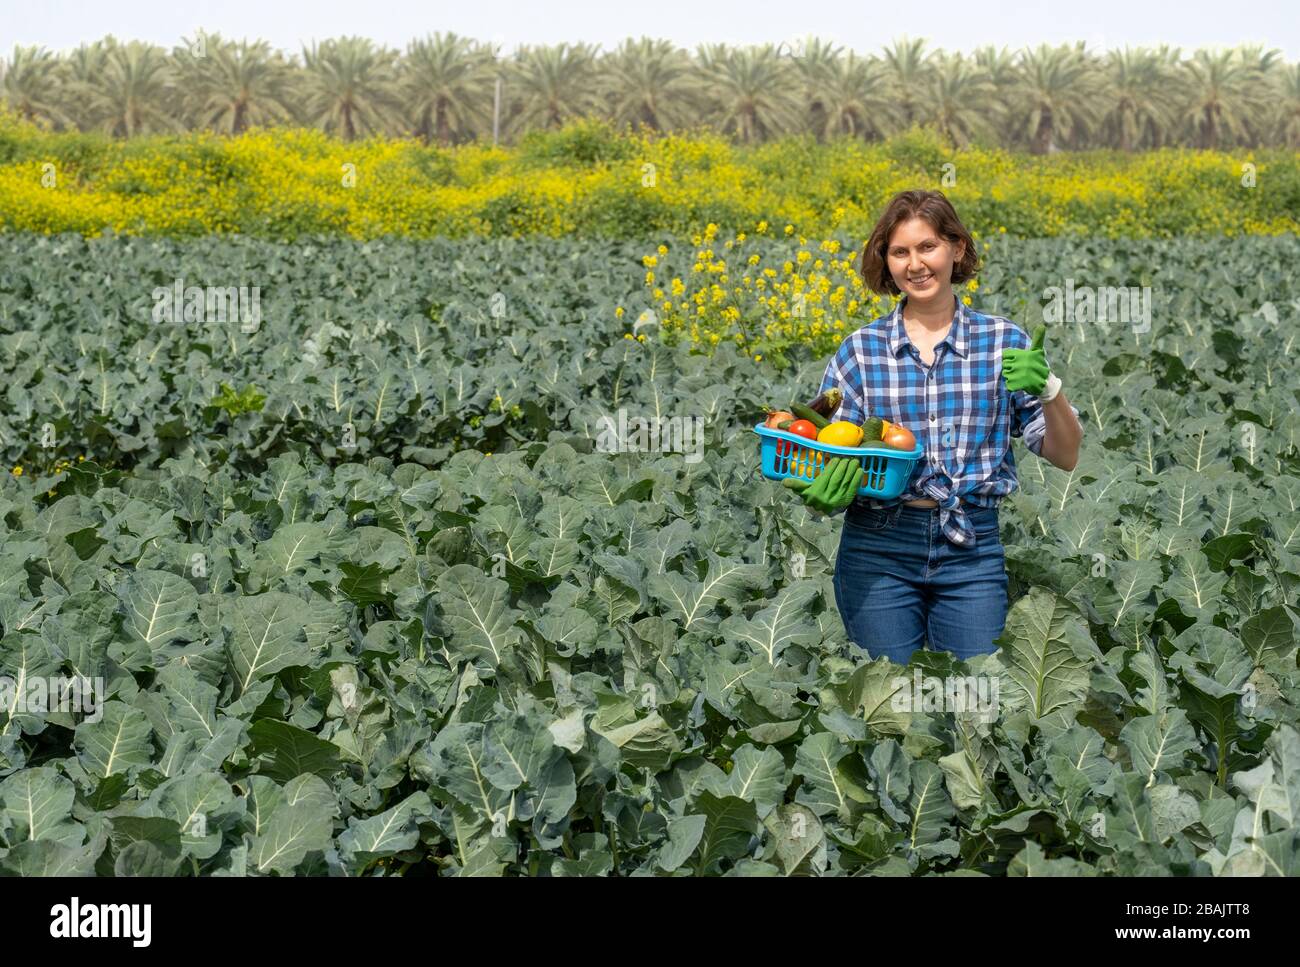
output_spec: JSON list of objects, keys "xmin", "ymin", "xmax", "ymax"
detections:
[{"xmin": 1002, "ymin": 325, "xmax": 1051, "ymax": 396}]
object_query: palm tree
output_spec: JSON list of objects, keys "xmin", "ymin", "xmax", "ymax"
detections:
[
  {"xmin": 880, "ymin": 37, "xmax": 935, "ymax": 130},
  {"xmin": 402, "ymin": 32, "xmax": 495, "ymax": 145},
  {"xmin": 174, "ymin": 34, "xmax": 296, "ymax": 134},
  {"xmin": 1013, "ymin": 43, "xmax": 1105, "ymax": 153},
  {"xmin": 971, "ymin": 44, "xmax": 1026, "ymax": 148},
  {"xmin": 783, "ymin": 35, "xmax": 845, "ymax": 139},
  {"xmin": 1, "ymin": 45, "xmax": 73, "ymax": 128},
  {"xmin": 76, "ymin": 40, "xmax": 180, "ymax": 137},
  {"xmin": 1, "ymin": 35, "xmax": 1297, "ymax": 149},
  {"xmin": 1272, "ymin": 62, "xmax": 1300, "ymax": 148},
  {"xmin": 1178, "ymin": 48, "xmax": 1265, "ymax": 149},
  {"xmin": 300, "ymin": 37, "xmax": 403, "ymax": 140},
  {"xmin": 1097, "ymin": 46, "xmax": 1182, "ymax": 150},
  {"xmin": 1234, "ymin": 42, "xmax": 1285, "ymax": 83},
  {"xmin": 599, "ymin": 36, "xmax": 699, "ymax": 134},
  {"xmin": 692, "ymin": 43, "xmax": 803, "ymax": 144},
  {"xmin": 58, "ymin": 39, "xmax": 115, "ymax": 131},
  {"xmin": 812, "ymin": 50, "xmax": 899, "ymax": 141},
  {"xmin": 920, "ymin": 51, "xmax": 997, "ymax": 148},
  {"xmin": 501, "ymin": 42, "xmax": 603, "ymax": 135},
  {"xmin": 1233, "ymin": 43, "xmax": 1285, "ymax": 147}
]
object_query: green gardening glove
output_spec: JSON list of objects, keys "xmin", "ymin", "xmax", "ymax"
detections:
[
  {"xmin": 1002, "ymin": 324, "xmax": 1051, "ymax": 396},
  {"xmin": 782, "ymin": 457, "xmax": 862, "ymax": 513}
]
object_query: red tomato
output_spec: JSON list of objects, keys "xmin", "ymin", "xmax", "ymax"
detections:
[
  {"xmin": 787, "ymin": 419, "xmax": 819, "ymax": 441},
  {"xmin": 781, "ymin": 420, "xmax": 820, "ymax": 469}
]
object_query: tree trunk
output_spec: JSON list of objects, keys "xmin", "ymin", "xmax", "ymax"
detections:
[
  {"xmin": 1032, "ymin": 105, "xmax": 1054, "ymax": 154},
  {"xmin": 1117, "ymin": 103, "xmax": 1132, "ymax": 152},
  {"xmin": 434, "ymin": 98, "xmax": 450, "ymax": 145}
]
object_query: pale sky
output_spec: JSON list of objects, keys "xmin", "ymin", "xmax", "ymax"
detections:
[{"xmin": 2, "ymin": 0, "xmax": 1296, "ymax": 59}]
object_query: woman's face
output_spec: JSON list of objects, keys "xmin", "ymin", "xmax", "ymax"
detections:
[{"xmin": 885, "ymin": 216, "xmax": 964, "ymax": 302}]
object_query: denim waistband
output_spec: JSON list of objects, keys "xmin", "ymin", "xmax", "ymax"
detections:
[
  {"xmin": 856, "ymin": 499, "xmax": 996, "ymax": 515},
  {"xmin": 847, "ymin": 500, "xmax": 997, "ymax": 546},
  {"xmin": 895, "ymin": 500, "xmax": 997, "ymax": 515}
]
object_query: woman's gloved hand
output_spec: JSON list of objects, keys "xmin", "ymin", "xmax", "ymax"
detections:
[
  {"xmin": 1002, "ymin": 324, "xmax": 1051, "ymax": 396},
  {"xmin": 782, "ymin": 457, "xmax": 862, "ymax": 513}
]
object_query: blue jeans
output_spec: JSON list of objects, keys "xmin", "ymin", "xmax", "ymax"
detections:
[{"xmin": 832, "ymin": 502, "xmax": 1008, "ymax": 664}]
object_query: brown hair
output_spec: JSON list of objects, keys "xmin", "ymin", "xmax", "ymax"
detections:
[{"xmin": 859, "ymin": 189, "xmax": 980, "ymax": 297}]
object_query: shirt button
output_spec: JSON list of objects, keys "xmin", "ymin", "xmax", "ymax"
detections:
[{"xmin": 929, "ymin": 415, "xmax": 936, "ymax": 422}]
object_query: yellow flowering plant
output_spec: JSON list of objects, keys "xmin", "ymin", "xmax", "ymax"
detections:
[
  {"xmin": 0, "ymin": 112, "xmax": 1295, "ymax": 241},
  {"xmin": 648, "ymin": 223, "xmax": 912, "ymax": 365}
]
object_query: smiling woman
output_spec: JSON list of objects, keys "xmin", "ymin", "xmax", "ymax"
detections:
[{"xmin": 798, "ymin": 188, "xmax": 1084, "ymax": 664}]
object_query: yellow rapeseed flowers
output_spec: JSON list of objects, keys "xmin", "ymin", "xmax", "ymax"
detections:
[{"xmin": 0, "ymin": 113, "xmax": 1292, "ymax": 240}]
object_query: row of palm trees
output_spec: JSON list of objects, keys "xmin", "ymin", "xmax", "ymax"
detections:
[{"xmin": 3, "ymin": 32, "xmax": 1298, "ymax": 151}]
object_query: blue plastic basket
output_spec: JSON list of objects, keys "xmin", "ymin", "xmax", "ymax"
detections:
[{"xmin": 754, "ymin": 423, "xmax": 924, "ymax": 499}]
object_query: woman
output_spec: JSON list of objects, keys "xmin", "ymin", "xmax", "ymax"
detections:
[{"xmin": 790, "ymin": 189, "xmax": 1083, "ymax": 664}]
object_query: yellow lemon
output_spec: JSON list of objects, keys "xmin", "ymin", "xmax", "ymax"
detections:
[{"xmin": 816, "ymin": 421, "xmax": 864, "ymax": 447}]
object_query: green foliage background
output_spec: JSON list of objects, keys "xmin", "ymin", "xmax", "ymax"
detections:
[{"xmin": 0, "ymin": 232, "xmax": 1297, "ymax": 874}]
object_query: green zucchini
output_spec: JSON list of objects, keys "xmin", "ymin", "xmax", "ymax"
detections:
[{"xmin": 790, "ymin": 402, "xmax": 830, "ymax": 429}]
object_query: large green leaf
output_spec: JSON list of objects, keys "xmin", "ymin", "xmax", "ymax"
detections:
[
  {"xmin": 338, "ymin": 791, "xmax": 433, "ymax": 873},
  {"xmin": 792, "ymin": 732, "xmax": 858, "ymax": 819},
  {"xmin": 74, "ymin": 701, "xmax": 154, "ymax": 779},
  {"xmin": 250, "ymin": 774, "xmax": 338, "ymax": 875},
  {"xmin": 119, "ymin": 569, "xmax": 199, "ymax": 649},
  {"xmin": 718, "ymin": 582, "xmax": 820, "ymax": 665},
  {"xmin": 226, "ymin": 591, "xmax": 313, "ymax": 695},
  {"xmin": 762, "ymin": 803, "xmax": 825, "ymax": 875},
  {"xmin": 0, "ymin": 767, "xmax": 80, "ymax": 845},
  {"xmin": 717, "ymin": 743, "xmax": 787, "ymax": 819},
  {"xmin": 1120, "ymin": 709, "xmax": 1200, "ymax": 787},
  {"xmin": 690, "ymin": 791, "xmax": 759, "ymax": 875},
  {"xmin": 435, "ymin": 564, "xmax": 523, "ymax": 667},
  {"xmin": 1165, "ymin": 552, "xmax": 1227, "ymax": 622},
  {"xmin": 647, "ymin": 550, "xmax": 766, "ymax": 632},
  {"xmin": 997, "ymin": 587, "xmax": 1092, "ymax": 718},
  {"xmin": 907, "ymin": 760, "xmax": 955, "ymax": 849},
  {"xmin": 248, "ymin": 719, "xmax": 343, "ymax": 782}
]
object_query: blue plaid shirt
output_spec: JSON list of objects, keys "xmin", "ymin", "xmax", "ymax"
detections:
[{"xmin": 818, "ymin": 295, "xmax": 1080, "ymax": 547}]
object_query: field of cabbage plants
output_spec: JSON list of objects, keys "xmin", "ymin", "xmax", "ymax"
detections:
[{"xmin": 0, "ymin": 231, "xmax": 1297, "ymax": 876}]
